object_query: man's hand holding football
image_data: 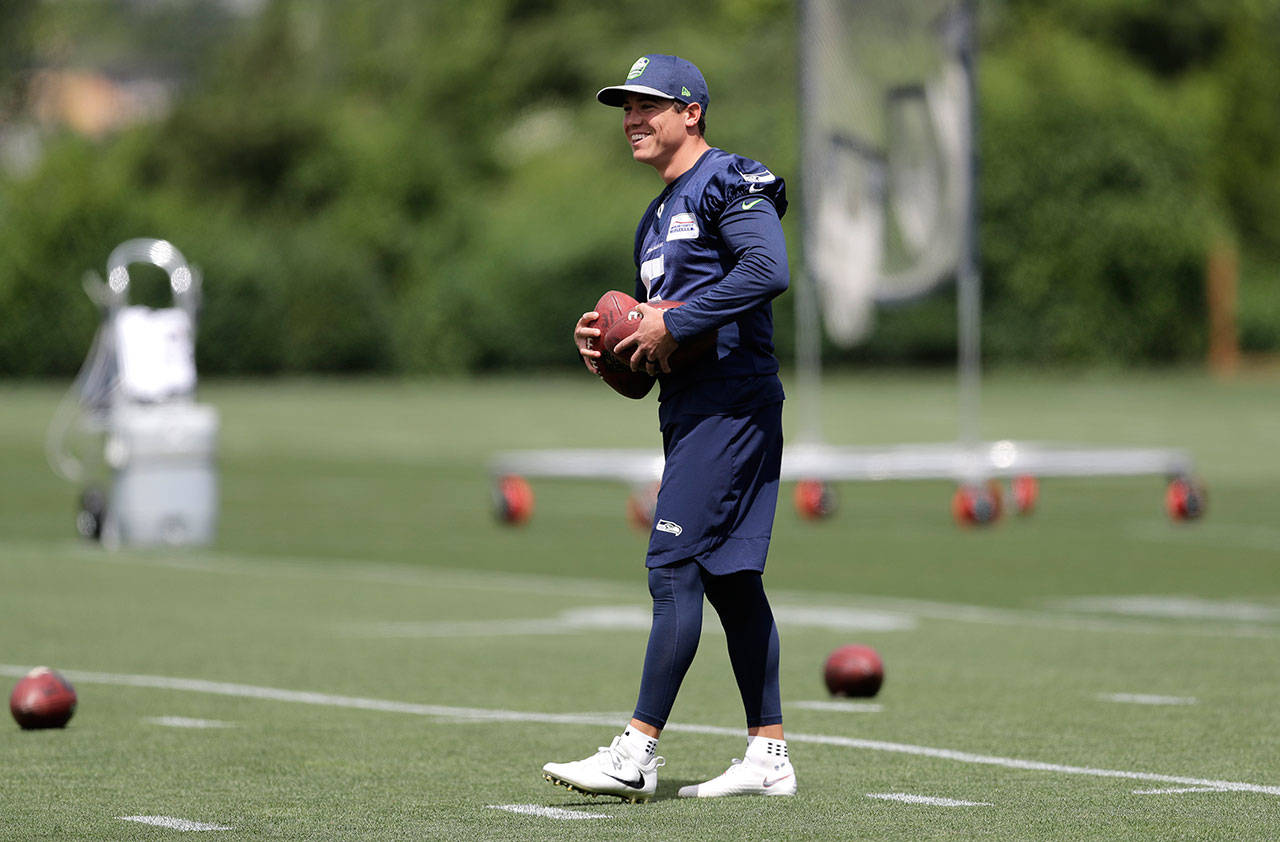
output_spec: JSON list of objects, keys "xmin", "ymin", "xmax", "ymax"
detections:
[
  {"xmin": 613, "ymin": 302, "xmax": 678, "ymax": 375},
  {"xmin": 574, "ymin": 310, "xmax": 603, "ymax": 373}
]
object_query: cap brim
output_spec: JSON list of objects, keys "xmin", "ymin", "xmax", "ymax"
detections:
[{"xmin": 596, "ymin": 84, "xmax": 679, "ymax": 107}]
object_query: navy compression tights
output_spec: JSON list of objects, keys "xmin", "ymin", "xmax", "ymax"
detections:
[{"xmin": 632, "ymin": 560, "xmax": 782, "ymax": 731}]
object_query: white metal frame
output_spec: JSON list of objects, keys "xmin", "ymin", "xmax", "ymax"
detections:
[{"xmin": 489, "ymin": 0, "xmax": 1197, "ymax": 510}]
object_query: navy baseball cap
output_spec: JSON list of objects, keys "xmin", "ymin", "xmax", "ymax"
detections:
[{"xmin": 597, "ymin": 54, "xmax": 709, "ymax": 112}]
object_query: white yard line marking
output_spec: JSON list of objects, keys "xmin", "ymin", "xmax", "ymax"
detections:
[
  {"xmin": 867, "ymin": 792, "xmax": 991, "ymax": 807},
  {"xmin": 350, "ymin": 605, "xmax": 914, "ymax": 639},
  {"xmin": 1099, "ymin": 693, "xmax": 1198, "ymax": 706},
  {"xmin": 0, "ymin": 664, "xmax": 621, "ymax": 727},
  {"xmin": 436, "ymin": 710, "xmax": 633, "ymax": 725},
  {"xmin": 487, "ymin": 804, "xmax": 610, "ymax": 820},
  {"xmin": 778, "ymin": 729, "xmax": 1280, "ymax": 796},
  {"xmin": 50, "ymin": 543, "xmax": 635, "ymax": 600},
  {"xmin": 18, "ymin": 539, "xmax": 1277, "ymax": 640},
  {"xmin": 792, "ymin": 700, "xmax": 883, "ymax": 713},
  {"xmin": 824, "ymin": 593, "xmax": 1280, "ymax": 640},
  {"xmin": 143, "ymin": 716, "xmax": 236, "ymax": 728},
  {"xmin": 117, "ymin": 816, "xmax": 232, "ymax": 831},
  {"xmin": 1054, "ymin": 595, "xmax": 1280, "ymax": 623},
  {"xmin": 4, "ymin": 664, "xmax": 1276, "ymax": 797},
  {"xmin": 773, "ymin": 605, "xmax": 916, "ymax": 632},
  {"xmin": 1133, "ymin": 786, "xmax": 1227, "ymax": 795}
]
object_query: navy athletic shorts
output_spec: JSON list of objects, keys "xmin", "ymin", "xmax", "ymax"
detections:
[{"xmin": 645, "ymin": 401, "xmax": 783, "ymax": 575}]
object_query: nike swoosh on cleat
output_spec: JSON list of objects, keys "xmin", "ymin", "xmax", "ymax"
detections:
[
  {"xmin": 545, "ymin": 773, "xmax": 650, "ymax": 802},
  {"xmin": 762, "ymin": 773, "xmax": 794, "ymax": 788},
  {"xmin": 604, "ymin": 771, "xmax": 646, "ymax": 789}
]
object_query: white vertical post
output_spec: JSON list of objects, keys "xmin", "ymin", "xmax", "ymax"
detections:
[
  {"xmin": 794, "ymin": 0, "xmax": 824, "ymax": 446},
  {"xmin": 795, "ymin": 269, "xmax": 825, "ymax": 444},
  {"xmin": 955, "ymin": 0, "xmax": 982, "ymax": 449}
]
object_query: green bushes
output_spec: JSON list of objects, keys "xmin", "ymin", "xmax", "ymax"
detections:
[
  {"xmin": 0, "ymin": 0, "xmax": 1276, "ymax": 376},
  {"xmin": 979, "ymin": 27, "xmax": 1212, "ymax": 364}
]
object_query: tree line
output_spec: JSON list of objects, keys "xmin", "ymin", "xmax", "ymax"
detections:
[{"xmin": 1, "ymin": 0, "xmax": 1276, "ymax": 375}]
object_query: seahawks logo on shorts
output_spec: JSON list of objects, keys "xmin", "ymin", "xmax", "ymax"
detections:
[{"xmin": 655, "ymin": 519, "xmax": 683, "ymax": 536}]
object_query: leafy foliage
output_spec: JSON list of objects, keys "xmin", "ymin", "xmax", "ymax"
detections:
[{"xmin": 0, "ymin": 0, "xmax": 1277, "ymax": 375}]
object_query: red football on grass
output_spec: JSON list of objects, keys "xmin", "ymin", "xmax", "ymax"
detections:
[
  {"xmin": 823, "ymin": 644, "xmax": 884, "ymax": 698},
  {"xmin": 10, "ymin": 666, "xmax": 77, "ymax": 729}
]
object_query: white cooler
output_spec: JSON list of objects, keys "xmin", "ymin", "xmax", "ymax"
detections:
[{"xmin": 102, "ymin": 402, "xmax": 220, "ymax": 548}]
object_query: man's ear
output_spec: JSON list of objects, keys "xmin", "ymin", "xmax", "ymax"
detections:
[{"xmin": 683, "ymin": 102, "xmax": 702, "ymax": 128}]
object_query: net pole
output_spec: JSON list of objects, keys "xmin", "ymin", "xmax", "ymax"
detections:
[
  {"xmin": 955, "ymin": 0, "xmax": 982, "ymax": 449},
  {"xmin": 794, "ymin": 0, "xmax": 824, "ymax": 446},
  {"xmin": 795, "ymin": 269, "xmax": 825, "ymax": 444}
]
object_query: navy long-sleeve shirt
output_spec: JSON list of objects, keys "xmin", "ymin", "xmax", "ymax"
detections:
[{"xmin": 631, "ymin": 148, "xmax": 789, "ymax": 423}]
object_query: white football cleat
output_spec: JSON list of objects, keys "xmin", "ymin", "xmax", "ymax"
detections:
[
  {"xmin": 542, "ymin": 736, "xmax": 663, "ymax": 803},
  {"xmin": 677, "ymin": 757, "xmax": 797, "ymax": 798}
]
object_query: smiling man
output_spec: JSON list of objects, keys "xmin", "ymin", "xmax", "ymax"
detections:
[{"xmin": 547, "ymin": 54, "xmax": 795, "ymax": 802}]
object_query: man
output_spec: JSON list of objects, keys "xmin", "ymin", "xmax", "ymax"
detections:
[{"xmin": 542, "ymin": 54, "xmax": 795, "ymax": 802}]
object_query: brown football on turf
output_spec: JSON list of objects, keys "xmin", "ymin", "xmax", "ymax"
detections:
[
  {"xmin": 823, "ymin": 645, "xmax": 884, "ymax": 698},
  {"xmin": 10, "ymin": 666, "xmax": 77, "ymax": 729}
]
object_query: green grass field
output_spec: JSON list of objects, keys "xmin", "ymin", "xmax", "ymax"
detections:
[{"xmin": 3, "ymin": 370, "xmax": 1279, "ymax": 840}]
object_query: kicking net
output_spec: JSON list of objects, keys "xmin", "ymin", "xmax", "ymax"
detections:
[{"xmin": 799, "ymin": 0, "xmax": 974, "ymax": 345}]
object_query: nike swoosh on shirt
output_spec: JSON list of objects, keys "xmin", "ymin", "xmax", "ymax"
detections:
[
  {"xmin": 604, "ymin": 771, "xmax": 646, "ymax": 789},
  {"xmin": 742, "ymin": 198, "xmax": 765, "ymax": 210},
  {"xmin": 748, "ymin": 184, "xmax": 765, "ymax": 193}
]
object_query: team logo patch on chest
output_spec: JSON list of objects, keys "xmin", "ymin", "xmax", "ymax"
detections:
[{"xmin": 666, "ymin": 212, "xmax": 699, "ymax": 241}]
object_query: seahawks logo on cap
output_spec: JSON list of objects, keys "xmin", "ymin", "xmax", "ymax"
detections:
[{"xmin": 627, "ymin": 57, "xmax": 649, "ymax": 79}]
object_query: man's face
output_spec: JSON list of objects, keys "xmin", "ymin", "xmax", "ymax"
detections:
[{"xmin": 622, "ymin": 93, "xmax": 691, "ymax": 169}]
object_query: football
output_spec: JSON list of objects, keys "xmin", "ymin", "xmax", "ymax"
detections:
[
  {"xmin": 602, "ymin": 301, "xmax": 716, "ymax": 374},
  {"xmin": 10, "ymin": 666, "xmax": 77, "ymax": 729},
  {"xmin": 587, "ymin": 291, "xmax": 654, "ymax": 399},
  {"xmin": 823, "ymin": 644, "xmax": 884, "ymax": 698},
  {"xmin": 587, "ymin": 290, "xmax": 639, "ymax": 353}
]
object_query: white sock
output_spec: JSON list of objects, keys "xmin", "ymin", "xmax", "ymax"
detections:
[
  {"xmin": 745, "ymin": 737, "xmax": 789, "ymax": 768},
  {"xmin": 622, "ymin": 726, "xmax": 658, "ymax": 762}
]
